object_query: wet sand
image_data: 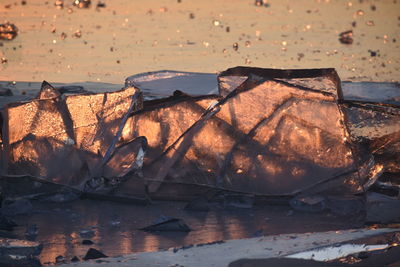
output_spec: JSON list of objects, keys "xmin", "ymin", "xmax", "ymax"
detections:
[{"xmin": 0, "ymin": 0, "xmax": 399, "ymax": 85}]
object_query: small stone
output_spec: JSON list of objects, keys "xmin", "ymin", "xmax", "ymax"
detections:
[
  {"xmin": 233, "ymin": 42, "xmax": 239, "ymax": 51},
  {"xmin": 189, "ymin": 13, "xmax": 195, "ymax": 19},
  {"xmin": 255, "ymin": 0, "xmax": 269, "ymax": 7},
  {"xmin": 54, "ymin": 0, "xmax": 63, "ymax": 9},
  {"xmin": 60, "ymin": 32, "xmax": 67, "ymax": 40},
  {"xmin": 96, "ymin": 1, "xmax": 106, "ymax": 8},
  {"xmin": 366, "ymin": 20, "xmax": 375, "ymax": 26},
  {"xmin": 72, "ymin": 30, "xmax": 82, "ymax": 38},
  {"xmin": 212, "ymin": 20, "xmax": 220, "ymax": 26},
  {"xmin": 339, "ymin": 30, "xmax": 353, "ymax": 44},
  {"xmin": 0, "ymin": 22, "xmax": 18, "ymax": 40},
  {"xmin": 297, "ymin": 53, "xmax": 305, "ymax": 61},
  {"xmin": 368, "ymin": 49, "xmax": 380, "ymax": 57},
  {"xmin": 1, "ymin": 57, "xmax": 8, "ymax": 64},
  {"xmin": 73, "ymin": 0, "xmax": 91, "ymax": 8}
]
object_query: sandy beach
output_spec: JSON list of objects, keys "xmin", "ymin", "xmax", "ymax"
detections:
[{"xmin": 1, "ymin": 0, "xmax": 399, "ymax": 86}]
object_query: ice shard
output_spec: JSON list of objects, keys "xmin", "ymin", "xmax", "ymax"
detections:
[
  {"xmin": 1, "ymin": 67, "xmax": 397, "ymax": 202},
  {"xmin": 1, "ymin": 81, "xmax": 145, "ymax": 192},
  {"xmin": 123, "ymin": 67, "xmax": 381, "ymax": 198},
  {"xmin": 340, "ymin": 82, "xmax": 400, "ymax": 174}
]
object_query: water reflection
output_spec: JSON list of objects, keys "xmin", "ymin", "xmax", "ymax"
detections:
[{"xmin": 10, "ymin": 199, "xmax": 363, "ymax": 265}]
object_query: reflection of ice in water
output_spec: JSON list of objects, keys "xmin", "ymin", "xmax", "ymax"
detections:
[{"xmin": 286, "ymin": 243, "xmax": 389, "ymax": 261}]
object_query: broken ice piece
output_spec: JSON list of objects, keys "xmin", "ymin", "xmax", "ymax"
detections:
[
  {"xmin": 125, "ymin": 70, "xmax": 218, "ymax": 100},
  {"xmin": 289, "ymin": 195, "xmax": 327, "ymax": 213},
  {"xmin": 142, "ymin": 67, "xmax": 370, "ymax": 198},
  {"xmin": 140, "ymin": 216, "xmax": 191, "ymax": 232},
  {"xmin": 0, "ymin": 238, "xmax": 43, "ymax": 259},
  {"xmin": 79, "ymin": 229, "xmax": 95, "ymax": 238},
  {"xmin": 83, "ymin": 248, "xmax": 107, "ymax": 260},
  {"xmin": 1, "ymin": 80, "xmax": 143, "ymax": 190}
]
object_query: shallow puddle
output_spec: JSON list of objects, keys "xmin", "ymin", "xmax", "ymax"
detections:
[{"xmin": 7, "ymin": 199, "xmax": 363, "ymax": 265}]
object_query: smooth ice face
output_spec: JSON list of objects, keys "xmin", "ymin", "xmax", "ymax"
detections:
[
  {"xmin": 1, "ymin": 82, "xmax": 145, "ymax": 190},
  {"xmin": 342, "ymin": 82, "xmax": 400, "ymax": 106},
  {"xmin": 123, "ymin": 67, "xmax": 375, "ymax": 197},
  {"xmin": 340, "ymin": 82, "xmax": 400, "ymax": 173},
  {"xmin": 125, "ymin": 70, "xmax": 219, "ymax": 99}
]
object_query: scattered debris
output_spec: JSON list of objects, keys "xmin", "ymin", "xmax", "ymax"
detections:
[
  {"xmin": 73, "ymin": 0, "xmax": 91, "ymax": 8},
  {"xmin": 96, "ymin": 1, "xmax": 106, "ymax": 8},
  {"xmin": 60, "ymin": 32, "xmax": 67, "ymax": 40},
  {"xmin": 140, "ymin": 216, "xmax": 191, "ymax": 232},
  {"xmin": 339, "ymin": 30, "xmax": 353, "ymax": 44},
  {"xmin": 255, "ymin": 0, "xmax": 270, "ymax": 7},
  {"xmin": 366, "ymin": 20, "xmax": 375, "ymax": 26},
  {"xmin": 72, "ymin": 30, "xmax": 82, "ymax": 38},
  {"xmin": 0, "ymin": 23, "xmax": 18, "ymax": 40},
  {"xmin": 233, "ymin": 42, "xmax": 239, "ymax": 51},
  {"xmin": 83, "ymin": 248, "xmax": 107, "ymax": 260},
  {"xmin": 54, "ymin": 0, "xmax": 64, "ymax": 9},
  {"xmin": 212, "ymin": 20, "xmax": 221, "ymax": 26},
  {"xmin": 368, "ymin": 49, "xmax": 380, "ymax": 57}
]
